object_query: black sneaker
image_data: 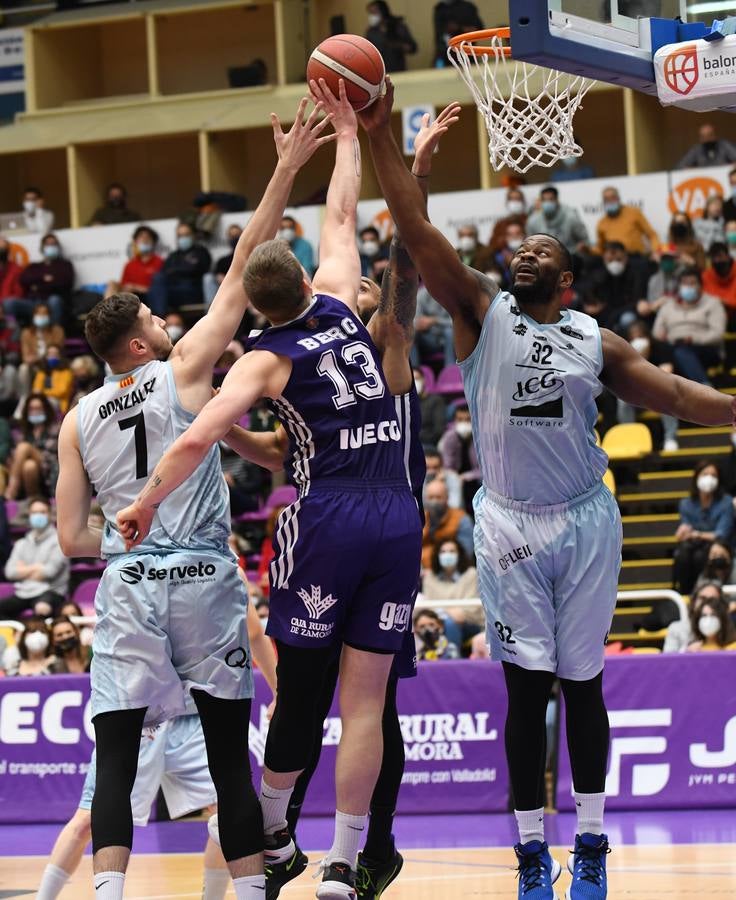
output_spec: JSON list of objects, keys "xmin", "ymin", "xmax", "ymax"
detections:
[
  {"xmin": 356, "ymin": 845, "xmax": 404, "ymax": 898},
  {"xmin": 264, "ymin": 828, "xmax": 308, "ymax": 900},
  {"xmin": 315, "ymin": 861, "xmax": 357, "ymax": 899}
]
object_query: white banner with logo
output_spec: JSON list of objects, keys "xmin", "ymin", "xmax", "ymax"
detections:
[{"xmin": 0, "ymin": 28, "xmax": 25, "ymax": 97}]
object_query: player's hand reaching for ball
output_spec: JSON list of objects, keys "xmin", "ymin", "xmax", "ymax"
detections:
[
  {"xmin": 357, "ymin": 75, "xmax": 394, "ymax": 133},
  {"xmin": 412, "ymin": 102, "xmax": 462, "ymax": 176},
  {"xmin": 116, "ymin": 502, "xmax": 155, "ymax": 551},
  {"xmin": 271, "ymin": 96, "xmax": 337, "ymax": 172},
  {"xmin": 309, "ymin": 78, "xmax": 357, "ymax": 137}
]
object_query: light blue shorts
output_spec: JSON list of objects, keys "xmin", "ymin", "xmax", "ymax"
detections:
[
  {"xmin": 474, "ymin": 483, "xmax": 622, "ymax": 680},
  {"xmin": 91, "ymin": 549, "xmax": 253, "ymax": 725},
  {"xmin": 80, "ymin": 714, "xmax": 214, "ymax": 824}
]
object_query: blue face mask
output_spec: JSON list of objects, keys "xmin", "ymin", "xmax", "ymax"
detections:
[
  {"xmin": 43, "ymin": 245, "xmax": 60, "ymax": 260},
  {"xmin": 28, "ymin": 413, "xmax": 46, "ymax": 425},
  {"xmin": 605, "ymin": 203, "xmax": 621, "ymax": 216},
  {"xmin": 46, "ymin": 358, "xmax": 59, "ymax": 368},
  {"xmin": 679, "ymin": 284, "xmax": 700, "ymax": 303},
  {"xmin": 29, "ymin": 512, "xmax": 48, "ymax": 530},
  {"xmin": 541, "ymin": 201, "xmax": 557, "ymax": 216},
  {"xmin": 177, "ymin": 236, "xmax": 193, "ymax": 252}
]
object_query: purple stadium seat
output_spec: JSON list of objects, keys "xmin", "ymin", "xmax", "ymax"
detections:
[
  {"xmin": 71, "ymin": 579, "xmax": 100, "ymax": 616},
  {"xmin": 4, "ymin": 500, "xmax": 18, "ymax": 522},
  {"xmin": 434, "ymin": 365, "xmax": 465, "ymax": 396},
  {"xmin": 420, "ymin": 365, "xmax": 436, "ymax": 393},
  {"xmin": 0, "ymin": 582, "xmax": 15, "ymax": 600},
  {"xmin": 237, "ymin": 484, "xmax": 297, "ymax": 522}
]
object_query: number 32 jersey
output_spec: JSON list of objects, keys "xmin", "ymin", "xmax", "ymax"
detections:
[
  {"xmin": 77, "ymin": 360, "xmax": 230, "ymax": 558},
  {"xmin": 248, "ymin": 294, "xmax": 407, "ymax": 494}
]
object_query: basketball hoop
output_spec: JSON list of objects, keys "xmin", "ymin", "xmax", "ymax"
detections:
[{"xmin": 447, "ymin": 28, "xmax": 593, "ymax": 174}]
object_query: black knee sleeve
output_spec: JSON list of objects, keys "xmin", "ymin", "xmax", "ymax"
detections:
[
  {"xmin": 560, "ymin": 672, "xmax": 609, "ymax": 794},
  {"xmin": 91, "ymin": 708, "xmax": 147, "ymax": 854},
  {"xmin": 192, "ymin": 691, "xmax": 263, "ymax": 862}
]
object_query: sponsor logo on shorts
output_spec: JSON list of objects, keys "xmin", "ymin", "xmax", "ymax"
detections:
[
  {"xmin": 379, "ymin": 601, "xmax": 411, "ymax": 632},
  {"xmin": 119, "ymin": 560, "xmax": 145, "ymax": 584},
  {"xmin": 117, "ymin": 560, "xmax": 217, "ymax": 585},
  {"xmin": 225, "ymin": 646, "xmax": 251, "ymax": 669},
  {"xmin": 291, "ymin": 584, "xmax": 338, "ymax": 639},
  {"xmin": 498, "ymin": 544, "xmax": 533, "ymax": 571}
]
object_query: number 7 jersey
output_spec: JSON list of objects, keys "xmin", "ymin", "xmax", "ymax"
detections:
[
  {"xmin": 77, "ymin": 359, "xmax": 230, "ymax": 558},
  {"xmin": 248, "ymin": 294, "xmax": 407, "ymax": 494}
]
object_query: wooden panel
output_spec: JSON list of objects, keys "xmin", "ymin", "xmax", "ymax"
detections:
[
  {"xmin": 0, "ymin": 149, "xmax": 70, "ymax": 230},
  {"xmin": 99, "ymin": 19, "xmax": 149, "ymax": 98}
]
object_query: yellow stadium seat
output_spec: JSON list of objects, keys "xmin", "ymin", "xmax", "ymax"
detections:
[
  {"xmin": 601, "ymin": 423, "xmax": 653, "ymax": 460},
  {"xmin": 631, "ymin": 647, "xmax": 662, "ymax": 654},
  {"xmin": 602, "ymin": 468, "xmax": 616, "ymax": 495},
  {"xmin": 0, "ymin": 625, "xmax": 18, "ymax": 648}
]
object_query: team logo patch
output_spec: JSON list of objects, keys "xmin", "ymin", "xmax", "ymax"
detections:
[
  {"xmin": 297, "ymin": 584, "xmax": 338, "ymax": 620},
  {"xmin": 663, "ymin": 44, "xmax": 699, "ymax": 96},
  {"xmin": 513, "ymin": 323, "xmax": 527, "ymax": 336},
  {"xmin": 560, "ymin": 325, "xmax": 583, "ymax": 341},
  {"xmin": 118, "ymin": 375, "xmax": 135, "ymax": 389},
  {"xmin": 119, "ymin": 560, "xmax": 145, "ymax": 584}
]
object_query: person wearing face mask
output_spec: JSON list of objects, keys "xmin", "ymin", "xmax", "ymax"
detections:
[
  {"xmin": 586, "ymin": 241, "xmax": 649, "ymax": 333},
  {"xmin": 204, "ymin": 224, "xmax": 244, "ymax": 306},
  {"xmin": 413, "ymin": 608, "xmax": 460, "ymax": 660},
  {"xmin": 667, "ymin": 213, "xmax": 706, "ymax": 270},
  {"xmin": 2, "ymin": 615, "xmax": 55, "ymax": 676},
  {"xmin": 364, "ymin": 1, "xmax": 417, "ymax": 73},
  {"xmin": 663, "ymin": 583, "xmax": 724, "ymax": 652},
  {"xmin": 423, "ymin": 538, "xmax": 478, "ymax": 602},
  {"xmin": 438, "ymin": 404, "xmax": 480, "ymax": 509},
  {"xmin": 687, "ymin": 593, "xmax": 736, "ymax": 652},
  {"xmin": 147, "ymin": 222, "xmax": 212, "ymax": 315},
  {"xmin": 0, "ymin": 498, "xmax": 69, "ymax": 619},
  {"xmin": 424, "ymin": 447, "xmax": 463, "ymax": 509},
  {"xmin": 278, "ymin": 215, "xmax": 315, "ymax": 275},
  {"xmin": 676, "ymin": 123, "xmax": 736, "ymax": 170},
  {"xmin": 0, "ymin": 236, "xmax": 25, "ymax": 312},
  {"xmin": 723, "ymin": 168, "xmax": 736, "ymax": 224},
  {"xmin": 432, "ymin": 0, "xmax": 483, "ymax": 67},
  {"xmin": 16, "ymin": 301, "xmax": 66, "ymax": 402},
  {"xmin": 694, "ymin": 195, "xmax": 726, "ymax": 253},
  {"xmin": 107, "ymin": 225, "xmax": 163, "ymax": 303},
  {"xmin": 456, "ymin": 224, "xmax": 493, "ymax": 272},
  {"xmin": 703, "ymin": 242, "xmax": 736, "ymax": 319},
  {"xmin": 50, "ymin": 616, "xmax": 92, "ymax": 674},
  {"xmin": 693, "ymin": 540, "xmax": 735, "ymax": 593},
  {"xmin": 164, "ymin": 312, "xmax": 187, "ymax": 345},
  {"xmin": 488, "ymin": 189, "xmax": 528, "ymax": 253},
  {"xmin": 638, "ymin": 248, "xmax": 680, "ymax": 323},
  {"xmin": 412, "ymin": 282, "xmax": 455, "ymax": 368},
  {"xmin": 358, "ymin": 225, "xmax": 388, "ymax": 279},
  {"xmin": 550, "ymin": 144, "xmax": 595, "ymax": 183},
  {"xmin": 21, "ymin": 186, "xmax": 55, "ymax": 234},
  {"xmin": 5, "ymin": 393, "xmax": 59, "ymax": 501},
  {"xmin": 726, "ymin": 220, "xmax": 736, "ymax": 259},
  {"xmin": 595, "ymin": 186, "xmax": 660, "ymax": 257},
  {"xmin": 69, "ymin": 354, "xmax": 101, "ymax": 408},
  {"xmin": 421, "ymin": 477, "xmax": 474, "ymax": 568},
  {"xmin": 652, "ymin": 267, "xmax": 726, "ymax": 385},
  {"xmin": 15, "ymin": 234, "xmax": 73, "ymax": 327},
  {"xmin": 494, "ymin": 221, "xmax": 526, "ymax": 283},
  {"xmin": 88, "ymin": 182, "xmax": 141, "ymax": 226},
  {"xmin": 525, "ymin": 185, "xmax": 589, "ymax": 255},
  {"xmin": 672, "ymin": 461, "xmax": 733, "ymax": 594},
  {"xmin": 32, "ymin": 343, "xmax": 74, "ymax": 414}
]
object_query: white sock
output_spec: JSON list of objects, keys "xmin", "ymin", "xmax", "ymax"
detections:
[
  {"xmin": 202, "ymin": 867, "xmax": 230, "ymax": 900},
  {"xmin": 259, "ymin": 778, "xmax": 293, "ymax": 836},
  {"xmin": 37, "ymin": 863, "xmax": 70, "ymax": 899},
  {"xmin": 515, "ymin": 807, "xmax": 545, "ymax": 845},
  {"xmin": 93, "ymin": 871, "xmax": 124, "ymax": 900},
  {"xmin": 325, "ymin": 810, "xmax": 368, "ymax": 869},
  {"xmin": 233, "ymin": 874, "xmax": 267, "ymax": 898},
  {"xmin": 574, "ymin": 791, "xmax": 605, "ymax": 836}
]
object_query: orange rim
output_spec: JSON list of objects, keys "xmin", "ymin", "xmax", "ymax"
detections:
[{"xmin": 448, "ymin": 27, "xmax": 511, "ymax": 57}]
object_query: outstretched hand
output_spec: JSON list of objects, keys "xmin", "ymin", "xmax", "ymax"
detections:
[
  {"xmin": 271, "ymin": 96, "xmax": 336, "ymax": 170},
  {"xmin": 413, "ymin": 102, "xmax": 462, "ymax": 174},
  {"xmin": 309, "ymin": 78, "xmax": 357, "ymax": 137},
  {"xmin": 116, "ymin": 502, "xmax": 154, "ymax": 551},
  {"xmin": 357, "ymin": 76, "xmax": 395, "ymax": 134}
]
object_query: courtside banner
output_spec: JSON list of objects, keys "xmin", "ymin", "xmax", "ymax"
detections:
[
  {"xmin": 0, "ymin": 661, "xmax": 509, "ymax": 823},
  {"xmin": 556, "ymin": 654, "xmax": 736, "ymax": 810}
]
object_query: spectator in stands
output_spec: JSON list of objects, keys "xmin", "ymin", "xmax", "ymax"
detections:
[
  {"xmin": 107, "ymin": 225, "xmax": 163, "ymax": 304},
  {"xmin": 416, "ymin": 369, "xmax": 448, "ymax": 447},
  {"xmin": 278, "ymin": 215, "xmax": 315, "ymax": 275},
  {"xmin": 0, "ymin": 235, "xmax": 24, "ymax": 310},
  {"xmin": 31, "ymin": 344, "xmax": 74, "ymax": 414},
  {"xmin": 596, "ymin": 186, "xmax": 659, "ymax": 256},
  {"xmin": 469, "ymin": 631, "xmax": 489, "ymax": 659},
  {"xmin": 494, "ymin": 220, "xmax": 525, "ymax": 284},
  {"xmin": 164, "ymin": 312, "xmax": 187, "ymax": 345},
  {"xmin": 687, "ymin": 592, "xmax": 736, "ymax": 652},
  {"xmin": 422, "ymin": 478, "xmax": 474, "ymax": 568},
  {"xmin": 672, "ymin": 460, "xmax": 733, "ymax": 594},
  {"xmin": 587, "ymin": 241, "xmax": 649, "ymax": 332},
  {"xmin": 489, "ymin": 188, "xmax": 527, "ymax": 253},
  {"xmin": 663, "ymin": 581, "xmax": 722, "ymax": 652},
  {"xmin": 2, "ymin": 616, "xmax": 54, "ymax": 677},
  {"xmin": 676, "ymin": 123, "xmax": 736, "ymax": 170},
  {"xmin": 693, "ymin": 539, "xmax": 735, "ymax": 592},
  {"xmin": 49, "ymin": 616, "xmax": 91, "ymax": 674},
  {"xmin": 0, "ymin": 497, "xmax": 69, "ymax": 618},
  {"xmin": 69, "ymin": 355, "xmax": 101, "ymax": 409},
  {"xmin": 525, "ymin": 186, "xmax": 589, "ymax": 253},
  {"xmin": 4, "ymin": 393, "xmax": 60, "ymax": 500},
  {"xmin": 638, "ymin": 247, "xmax": 679, "ymax": 323},
  {"xmin": 703, "ymin": 241, "xmax": 736, "ymax": 319},
  {"xmin": 413, "ymin": 284, "xmax": 454, "ymax": 368},
  {"xmin": 724, "ymin": 168, "xmax": 736, "ymax": 224},
  {"xmin": 423, "ymin": 538, "xmax": 478, "ymax": 602},
  {"xmin": 0, "ymin": 306, "xmax": 19, "ymax": 413},
  {"xmin": 413, "ymin": 608, "xmax": 460, "ymax": 660},
  {"xmin": 18, "ymin": 302, "xmax": 65, "ymax": 398},
  {"xmin": 550, "ymin": 147, "xmax": 595, "ymax": 183},
  {"xmin": 359, "ymin": 226, "xmax": 389, "ymax": 280},
  {"xmin": 424, "ymin": 447, "xmax": 462, "ymax": 510},
  {"xmin": 727, "ymin": 220, "xmax": 736, "ymax": 257},
  {"xmin": 666, "ymin": 212, "xmax": 706, "ymax": 271},
  {"xmin": 0, "ymin": 416, "xmax": 12, "ymax": 494},
  {"xmin": 147, "ymin": 222, "xmax": 211, "ymax": 314},
  {"xmin": 204, "ymin": 223, "xmax": 242, "ymax": 305},
  {"xmin": 22, "ymin": 187, "xmax": 54, "ymax": 234},
  {"xmin": 456, "ymin": 224, "xmax": 492, "ymax": 271},
  {"xmin": 694, "ymin": 195, "xmax": 726, "ymax": 252},
  {"xmin": 14, "ymin": 234, "xmax": 72, "ymax": 327},
  {"xmin": 619, "ymin": 320, "xmax": 679, "ymax": 451},
  {"xmin": 59, "ymin": 599, "xmax": 83, "ymax": 619},
  {"xmin": 439, "ymin": 404, "xmax": 480, "ymax": 508},
  {"xmin": 433, "ymin": 0, "xmax": 483, "ymax": 67},
  {"xmin": 365, "ymin": 1, "xmax": 417, "ymax": 72},
  {"xmin": 653, "ymin": 267, "xmax": 725, "ymax": 384},
  {"xmin": 88, "ymin": 182, "xmax": 141, "ymax": 226}
]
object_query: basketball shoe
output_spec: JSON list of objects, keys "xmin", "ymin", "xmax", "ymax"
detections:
[
  {"xmin": 355, "ymin": 840, "xmax": 404, "ymax": 898},
  {"xmin": 566, "ymin": 833, "xmax": 609, "ymax": 899},
  {"xmin": 315, "ymin": 860, "xmax": 357, "ymax": 899},
  {"xmin": 514, "ymin": 840, "xmax": 562, "ymax": 898},
  {"xmin": 264, "ymin": 827, "xmax": 309, "ymax": 900}
]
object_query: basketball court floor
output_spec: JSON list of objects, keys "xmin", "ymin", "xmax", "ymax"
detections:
[{"xmin": 2, "ymin": 809, "xmax": 734, "ymax": 898}]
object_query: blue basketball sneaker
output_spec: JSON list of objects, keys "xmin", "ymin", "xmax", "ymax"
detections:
[
  {"xmin": 566, "ymin": 833, "xmax": 609, "ymax": 899},
  {"xmin": 514, "ymin": 840, "xmax": 562, "ymax": 898}
]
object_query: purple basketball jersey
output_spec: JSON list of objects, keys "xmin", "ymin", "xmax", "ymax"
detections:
[{"xmin": 394, "ymin": 384, "xmax": 425, "ymax": 521}]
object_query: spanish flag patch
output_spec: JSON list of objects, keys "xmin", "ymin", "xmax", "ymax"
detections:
[{"xmin": 119, "ymin": 375, "xmax": 134, "ymax": 389}]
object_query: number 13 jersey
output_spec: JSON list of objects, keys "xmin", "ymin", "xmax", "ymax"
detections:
[
  {"xmin": 248, "ymin": 294, "xmax": 407, "ymax": 494},
  {"xmin": 77, "ymin": 359, "xmax": 230, "ymax": 558}
]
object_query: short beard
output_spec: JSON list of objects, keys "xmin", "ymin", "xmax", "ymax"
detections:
[{"xmin": 512, "ymin": 272, "xmax": 558, "ymax": 307}]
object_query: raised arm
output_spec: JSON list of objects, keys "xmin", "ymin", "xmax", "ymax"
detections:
[
  {"xmin": 55, "ymin": 409, "xmax": 102, "ymax": 558},
  {"xmin": 310, "ymin": 79, "xmax": 362, "ymax": 313},
  {"xmin": 601, "ymin": 329, "xmax": 734, "ymax": 425},
  {"xmin": 173, "ymin": 98, "xmax": 335, "ymax": 381}
]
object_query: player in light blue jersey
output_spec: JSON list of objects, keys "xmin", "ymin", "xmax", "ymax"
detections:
[
  {"xmin": 54, "ymin": 98, "xmax": 336, "ymax": 900},
  {"xmin": 360, "ymin": 79, "xmax": 736, "ymax": 900}
]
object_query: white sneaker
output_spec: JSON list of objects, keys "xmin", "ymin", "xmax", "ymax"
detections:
[
  {"xmin": 663, "ymin": 438, "xmax": 679, "ymax": 452},
  {"xmin": 314, "ymin": 859, "xmax": 356, "ymax": 899}
]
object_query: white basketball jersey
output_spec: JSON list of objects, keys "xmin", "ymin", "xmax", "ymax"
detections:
[
  {"xmin": 459, "ymin": 291, "xmax": 608, "ymax": 505},
  {"xmin": 77, "ymin": 359, "xmax": 230, "ymax": 557}
]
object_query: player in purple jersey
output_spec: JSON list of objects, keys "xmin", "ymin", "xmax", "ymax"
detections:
[{"xmin": 116, "ymin": 80, "xmax": 423, "ymax": 900}]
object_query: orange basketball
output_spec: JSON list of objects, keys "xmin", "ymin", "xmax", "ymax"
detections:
[{"xmin": 307, "ymin": 34, "xmax": 385, "ymax": 112}]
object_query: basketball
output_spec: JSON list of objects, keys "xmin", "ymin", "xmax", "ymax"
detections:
[{"xmin": 307, "ymin": 34, "xmax": 385, "ymax": 111}]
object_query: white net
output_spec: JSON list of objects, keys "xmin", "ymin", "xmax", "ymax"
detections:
[{"xmin": 447, "ymin": 34, "xmax": 593, "ymax": 174}]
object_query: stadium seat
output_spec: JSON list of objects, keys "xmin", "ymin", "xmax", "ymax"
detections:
[
  {"xmin": 0, "ymin": 583, "xmax": 15, "ymax": 601},
  {"xmin": 237, "ymin": 484, "xmax": 298, "ymax": 522},
  {"xmin": 601, "ymin": 423, "xmax": 652, "ymax": 460},
  {"xmin": 631, "ymin": 647, "xmax": 662, "ymax": 654},
  {"xmin": 71, "ymin": 579, "xmax": 100, "ymax": 616},
  {"xmin": 434, "ymin": 365, "xmax": 465, "ymax": 396},
  {"xmin": 602, "ymin": 468, "xmax": 616, "ymax": 495},
  {"xmin": 420, "ymin": 365, "xmax": 436, "ymax": 393},
  {"xmin": 0, "ymin": 622, "xmax": 23, "ymax": 648}
]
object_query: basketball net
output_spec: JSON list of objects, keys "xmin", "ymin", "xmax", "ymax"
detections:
[{"xmin": 448, "ymin": 30, "xmax": 593, "ymax": 174}]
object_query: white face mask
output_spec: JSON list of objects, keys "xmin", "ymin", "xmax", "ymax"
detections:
[
  {"xmin": 25, "ymin": 631, "xmax": 49, "ymax": 654},
  {"xmin": 23, "ymin": 200, "xmax": 37, "ymax": 214},
  {"xmin": 459, "ymin": 236, "xmax": 476, "ymax": 253},
  {"xmin": 697, "ymin": 473, "xmax": 718, "ymax": 494},
  {"xmin": 606, "ymin": 260, "xmax": 626, "ymax": 277},
  {"xmin": 166, "ymin": 325, "xmax": 184, "ymax": 342},
  {"xmin": 507, "ymin": 200, "xmax": 524, "ymax": 215},
  {"xmin": 361, "ymin": 240, "xmax": 380, "ymax": 257},
  {"xmin": 507, "ymin": 238, "xmax": 523, "ymax": 252},
  {"xmin": 415, "ymin": 378, "xmax": 424, "ymax": 394},
  {"xmin": 455, "ymin": 421, "xmax": 472, "ymax": 439},
  {"xmin": 485, "ymin": 270, "xmax": 503, "ymax": 284},
  {"xmin": 278, "ymin": 227, "xmax": 296, "ymax": 243},
  {"xmin": 630, "ymin": 337, "xmax": 650, "ymax": 356},
  {"xmin": 698, "ymin": 614, "xmax": 721, "ymax": 638},
  {"xmin": 367, "ymin": 12, "xmax": 382, "ymax": 27}
]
